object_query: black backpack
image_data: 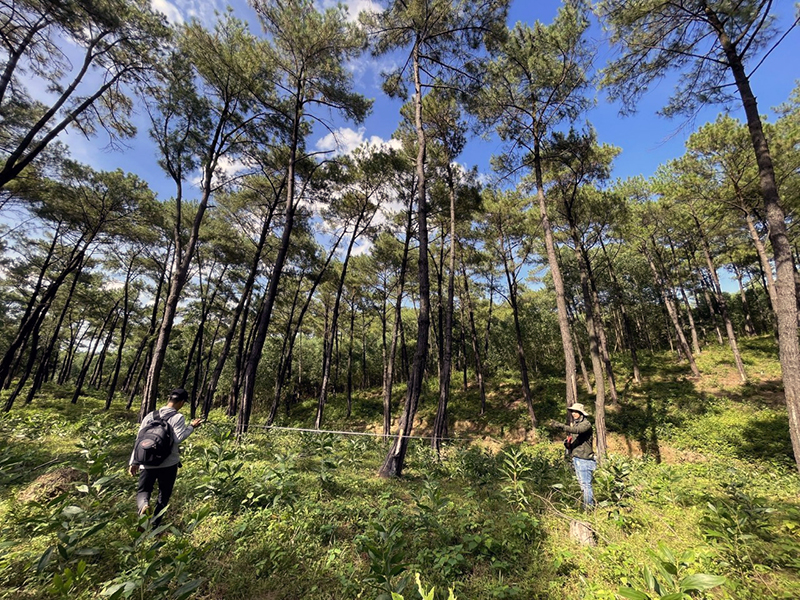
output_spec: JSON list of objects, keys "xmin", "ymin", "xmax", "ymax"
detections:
[{"xmin": 132, "ymin": 409, "xmax": 174, "ymax": 466}]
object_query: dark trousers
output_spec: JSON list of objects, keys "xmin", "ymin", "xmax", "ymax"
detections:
[{"xmin": 136, "ymin": 464, "xmax": 178, "ymax": 526}]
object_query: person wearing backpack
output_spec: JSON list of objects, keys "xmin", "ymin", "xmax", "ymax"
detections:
[{"xmin": 128, "ymin": 388, "xmax": 202, "ymax": 526}]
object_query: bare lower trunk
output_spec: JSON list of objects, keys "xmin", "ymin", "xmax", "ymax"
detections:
[
  {"xmin": 383, "ymin": 202, "xmax": 413, "ymax": 436},
  {"xmin": 269, "ymin": 231, "xmax": 345, "ymax": 425},
  {"xmin": 706, "ymin": 2, "xmax": 800, "ymax": 473},
  {"xmin": 316, "ymin": 214, "xmax": 366, "ymax": 429},
  {"xmin": 734, "ymin": 265, "xmax": 757, "ymax": 336},
  {"xmin": 5, "ymin": 312, "xmax": 45, "ymax": 411},
  {"xmin": 460, "ymin": 253, "xmax": 487, "ymax": 415},
  {"xmin": 600, "ymin": 238, "xmax": 640, "ymax": 383},
  {"xmin": 26, "ymin": 268, "xmax": 83, "ymax": 406},
  {"xmin": 72, "ymin": 299, "xmax": 120, "ymax": 404},
  {"xmin": 89, "ymin": 313, "xmax": 118, "ymax": 389},
  {"xmin": 534, "ymin": 138, "xmax": 576, "ymax": 409},
  {"xmin": 141, "ymin": 185, "xmax": 211, "ymax": 420},
  {"xmin": 432, "ymin": 164, "xmax": 457, "ymax": 453},
  {"xmin": 694, "ymin": 216, "xmax": 747, "ymax": 382},
  {"xmin": 237, "ymin": 98, "xmax": 303, "ymax": 438},
  {"xmin": 572, "ymin": 327, "xmax": 593, "ymax": 394},
  {"xmin": 346, "ymin": 300, "xmax": 356, "ymax": 419},
  {"xmin": 228, "ymin": 292, "xmax": 255, "ymax": 418},
  {"xmin": 591, "ymin": 276, "xmax": 618, "ymax": 407},
  {"xmin": 573, "ymin": 241, "xmax": 606, "ymax": 461},
  {"xmin": 484, "ymin": 272, "xmax": 494, "ymax": 356},
  {"xmin": 380, "ymin": 42, "xmax": 430, "ymax": 478},
  {"xmin": 645, "ymin": 243, "xmax": 700, "ymax": 376},
  {"xmin": 106, "ymin": 259, "xmax": 136, "ymax": 408},
  {"xmin": 499, "ymin": 234, "xmax": 536, "ymax": 427},
  {"xmin": 0, "ymin": 246, "xmax": 86, "ymax": 390},
  {"xmin": 680, "ymin": 285, "xmax": 702, "ymax": 355},
  {"xmin": 744, "ymin": 211, "xmax": 778, "ymax": 309}
]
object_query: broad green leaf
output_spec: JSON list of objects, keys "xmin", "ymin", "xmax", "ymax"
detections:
[
  {"xmin": 36, "ymin": 546, "xmax": 54, "ymax": 575},
  {"xmin": 101, "ymin": 583, "xmax": 126, "ymax": 597},
  {"xmin": 617, "ymin": 588, "xmax": 649, "ymax": 600},
  {"xmin": 93, "ymin": 476, "xmax": 114, "ymax": 488},
  {"xmin": 657, "ymin": 543, "xmax": 675, "ymax": 564},
  {"xmin": 643, "ymin": 566, "xmax": 656, "ymax": 591},
  {"xmin": 61, "ymin": 506, "xmax": 85, "ymax": 519},
  {"xmin": 173, "ymin": 578, "xmax": 204, "ymax": 600},
  {"xmin": 680, "ymin": 574, "xmax": 726, "ymax": 592}
]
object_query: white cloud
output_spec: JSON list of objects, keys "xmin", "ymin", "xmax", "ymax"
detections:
[
  {"xmin": 315, "ymin": 127, "xmax": 402, "ymax": 156},
  {"xmin": 102, "ymin": 278, "xmax": 126, "ymax": 291},
  {"xmin": 151, "ymin": 0, "xmax": 184, "ymax": 24},
  {"xmin": 317, "ymin": 0, "xmax": 382, "ymax": 22},
  {"xmin": 152, "ymin": 0, "xmax": 228, "ymax": 27},
  {"xmin": 186, "ymin": 155, "xmax": 250, "ymax": 190},
  {"xmin": 351, "ymin": 237, "xmax": 373, "ymax": 256},
  {"xmin": 216, "ymin": 155, "xmax": 248, "ymax": 178}
]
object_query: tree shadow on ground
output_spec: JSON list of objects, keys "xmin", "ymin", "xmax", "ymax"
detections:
[
  {"xmin": 734, "ymin": 412, "xmax": 794, "ymax": 466},
  {"xmin": 606, "ymin": 357, "xmax": 714, "ymax": 462},
  {"xmin": 0, "ymin": 443, "xmax": 81, "ymax": 493},
  {"xmin": 723, "ymin": 378, "xmax": 785, "ymax": 409}
]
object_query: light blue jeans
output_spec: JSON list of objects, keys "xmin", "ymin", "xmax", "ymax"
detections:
[{"xmin": 572, "ymin": 457, "xmax": 596, "ymax": 508}]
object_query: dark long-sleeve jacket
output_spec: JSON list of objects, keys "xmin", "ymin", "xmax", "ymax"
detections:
[{"xmin": 559, "ymin": 417, "xmax": 594, "ymax": 460}]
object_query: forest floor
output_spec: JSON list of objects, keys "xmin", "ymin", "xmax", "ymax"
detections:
[{"xmin": 1, "ymin": 335, "xmax": 799, "ymax": 599}]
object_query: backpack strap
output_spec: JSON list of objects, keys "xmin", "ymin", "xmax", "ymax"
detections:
[{"xmin": 153, "ymin": 407, "xmax": 178, "ymax": 448}]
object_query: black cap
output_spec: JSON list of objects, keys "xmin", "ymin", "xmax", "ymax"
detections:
[{"xmin": 170, "ymin": 388, "xmax": 189, "ymax": 403}]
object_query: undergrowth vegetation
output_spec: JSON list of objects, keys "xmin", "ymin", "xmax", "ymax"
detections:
[{"xmin": 1, "ymin": 339, "xmax": 799, "ymax": 599}]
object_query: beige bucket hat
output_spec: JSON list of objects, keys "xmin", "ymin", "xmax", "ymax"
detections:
[{"xmin": 568, "ymin": 403, "xmax": 590, "ymax": 417}]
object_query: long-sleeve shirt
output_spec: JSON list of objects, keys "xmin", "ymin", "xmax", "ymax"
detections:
[
  {"xmin": 558, "ymin": 417, "xmax": 594, "ymax": 460},
  {"xmin": 129, "ymin": 406, "xmax": 194, "ymax": 469}
]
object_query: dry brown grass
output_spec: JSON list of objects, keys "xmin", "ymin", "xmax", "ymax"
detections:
[{"xmin": 17, "ymin": 466, "xmax": 84, "ymax": 503}]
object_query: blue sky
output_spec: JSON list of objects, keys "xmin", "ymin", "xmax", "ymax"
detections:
[
  {"xmin": 58, "ymin": 0, "xmax": 799, "ymax": 205},
  {"xmin": 39, "ymin": 0, "xmax": 795, "ymax": 297}
]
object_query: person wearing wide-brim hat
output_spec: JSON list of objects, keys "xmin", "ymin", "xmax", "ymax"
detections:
[{"xmin": 549, "ymin": 403, "xmax": 596, "ymax": 509}]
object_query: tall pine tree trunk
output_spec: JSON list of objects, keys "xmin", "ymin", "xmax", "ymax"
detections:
[
  {"xmin": 237, "ymin": 97, "xmax": 303, "ymax": 437},
  {"xmin": 25, "ymin": 266, "xmax": 84, "ymax": 406},
  {"xmin": 705, "ymin": 2, "xmax": 800, "ymax": 473},
  {"xmin": 316, "ymin": 213, "xmax": 365, "ymax": 429},
  {"xmin": 106, "ymin": 256, "xmax": 137, "ymax": 408},
  {"xmin": 599, "ymin": 237, "xmax": 640, "ymax": 383},
  {"xmin": 533, "ymin": 137, "xmax": 577, "ymax": 409},
  {"xmin": 432, "ymin": 165, "xmax": 457, "ymax": 452},
  {"xmin": 459, "ymin": 253, "xmax": 487, "ymax": 415},
  {"xmin": 380, "ymin": 41, "xmax": 431, "ymax": 478},
  {"xmin": 693, "ymin": 215, "xmax": 747, "ymax": 382},
  {"xmin": 201, "ymin": 196, "xmax": 277, "ymax": 416},
  {"xmin": 72, "ymin": 299, "xmax": 120, "ymax": 404},
  {"xmin": 346, "ymin": 299, "xmax": 356, "ymax": 419},
  {"xmin": 500, "ymin": 234, "xmax": 536, "ymax": 427},
  {"xmin": 382, "ymin": 202, "xmax": 413, "ymax": 436},
  {"xmin": 733, "ymin": 264, "xmax": 757, "ymax": 336},
  {"xmin": 0, "ymin": 245, "xmax": 87, "ymax": 389},
  {"xmin": 572, "ymin": 239, "xmax": 606, "ymax": 461},
  {"xmin": 644, "ymin": 242, "xmax": 700, "ymax": 376}
]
